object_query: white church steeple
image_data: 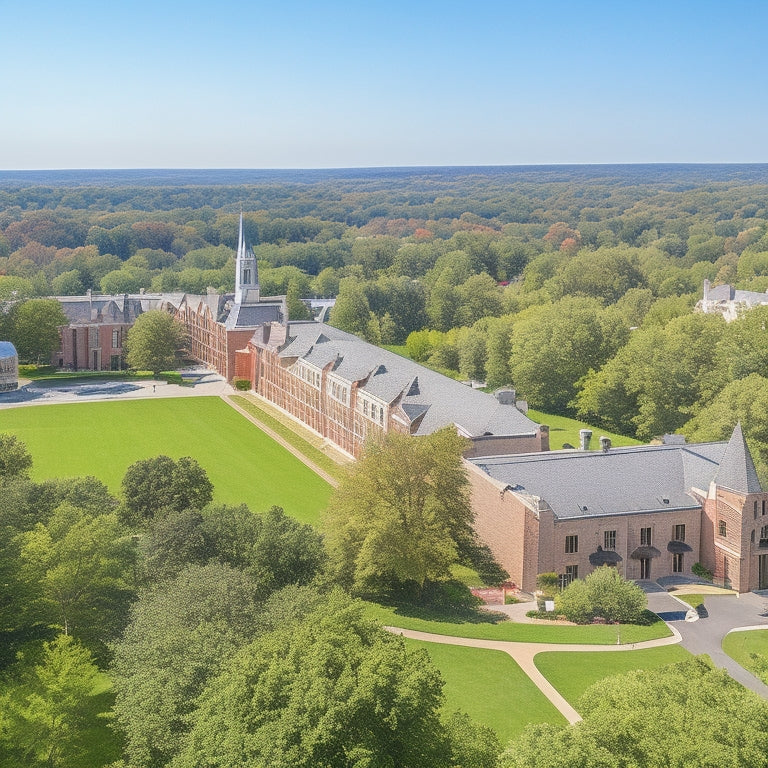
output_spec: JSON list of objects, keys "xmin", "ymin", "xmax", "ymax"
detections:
[{"xmin": 235, "ymin": 212, "xmax": 259, "ymax": 304}]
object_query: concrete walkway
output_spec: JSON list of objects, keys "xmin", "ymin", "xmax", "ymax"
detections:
[
  {"xmin": 222, "ymin": 395, "xmax": 340, "ymax": 488},
  {"xmin": 386, "ymin": 624, "xmax": 682, "ymax": 724}
]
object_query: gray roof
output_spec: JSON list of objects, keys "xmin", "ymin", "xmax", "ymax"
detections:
[
  {"xmin": 224, "ymin": 302, "xmax": 283, "ymax": 330},
  {"xmin": 0, "ymin": 341, "xmax": 17, "ymax": 359},
  {"xmin": 470, "ymin": 435, "xmax": 759, "ymax": 520},
  {"xmin": 276, "ymin": 323, "xmax": 541, "ymax": 439},
  {"xmin": 714, "ymin": 423, "xmax": 762, "ymax": 494},
  {"xmin": 54, "ymin": 293, "xmax": 184, "ymax": 325},
  {"xmin": 708, "ymin": 283, "xmax": 768, "ymax": 305}
]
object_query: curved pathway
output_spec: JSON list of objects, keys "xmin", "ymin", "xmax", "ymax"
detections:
[{"xmin": 385, "ymin": 625, "xmax": 682, "ymax": 724}]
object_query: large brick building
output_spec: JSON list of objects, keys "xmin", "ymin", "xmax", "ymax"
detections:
[{"xmin": 468, "ymin": 425, "xmax": 767, "ymax": 593}]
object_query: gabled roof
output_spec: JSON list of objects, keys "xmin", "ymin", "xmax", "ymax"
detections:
[
  {"xmin": 266, "ymin": 322, "xmax": 541, "ymax": 439},
  {"xmin": 714, "ymin": 423, "xmax": 762, "ymax": 494}
]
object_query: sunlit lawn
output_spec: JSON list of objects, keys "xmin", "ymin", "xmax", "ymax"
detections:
[
  {"xmin": 404, "ymin": 639, "xmax": 566, "ymax": 743},
  {"xmin": 0, "ymin": 397, "xmax": 332, "ymax": 525},
  {"xmin": 723, "ymin": 629, "xmax": 768, "ymax": 681},
  {"xmin": 367, "ymin": 603, "xmax": 671, "ymax": 644},
  {"xmin": 526, "ymin": 409, "xmax": 642, "ymax": 451},
  {"xmin": 534, "ymin": 646, "xmax": 692, "ymax": 707}
]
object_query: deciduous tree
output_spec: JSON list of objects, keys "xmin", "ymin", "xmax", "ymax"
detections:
[{"xmin": 124, "ymin": 309, "xmax": 187, "ymax": 374}]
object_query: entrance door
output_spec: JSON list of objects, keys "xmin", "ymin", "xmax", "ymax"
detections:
[
  {"xmin": 640, "ymin": 558, "xmax": 651, "ymax": 579},
  {"xmin": 759, "ymin": 555, "xmax": 768, "ymax": 590}
]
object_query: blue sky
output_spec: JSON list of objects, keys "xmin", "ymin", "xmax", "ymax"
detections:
[{"xmin": 2, "ymin": 0, "xmax": 766, "ymax": 168}]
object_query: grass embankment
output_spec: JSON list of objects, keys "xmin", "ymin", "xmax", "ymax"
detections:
[
  {"xmin": 404, "ymin": 639, "xmax": 566, "ymax": 741},
  {"xmin": 0, "ymin": 396, "xmax": 332, "ymax": 525},
  {"xmin": 229, "ymin": 394, "xmax": 346, "ymax": 481},
  {"xmin": 526, "ymin": 409, "xmax": 642, "ymax": 450},
  {"xmin": 723, "ymin": 629, "xmax": 768, "ymax": 683},
  {"xmin": 366, "ymin": 603, "xmax": 672, "ymax": 645},
  {"xmin": 534, "ymin": 646, "xmax": 692, "ymax": 707}
]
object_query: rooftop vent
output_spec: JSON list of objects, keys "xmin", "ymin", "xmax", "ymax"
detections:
[
  {"xmin": 599, "ymin": 436, "xmax": 611, "ymax": 453},
  {"xmin": 494, "ymin": 389, "xmax": 516, "ymax": 405}
]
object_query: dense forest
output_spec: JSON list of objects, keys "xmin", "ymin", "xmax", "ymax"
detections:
[{"xmin": 3, "ymin": 164, "xmax": 768, "ymax": 466}]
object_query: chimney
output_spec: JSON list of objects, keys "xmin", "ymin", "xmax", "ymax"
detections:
[
  {"xmin": 495, "ymin": 389, "xmax": 516, "ymax": 405},
  {"xmin": 579, "ymin": 429, "xmax": 592, "ymax": 451},
  {"xmin": 599, "ymin": 436, "xmax": 611, "ymax": 453}
]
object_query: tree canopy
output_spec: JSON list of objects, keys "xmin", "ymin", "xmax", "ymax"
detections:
[{"xmin": 124, "ymin": 310, "xmax": 187, "ymax": 374}]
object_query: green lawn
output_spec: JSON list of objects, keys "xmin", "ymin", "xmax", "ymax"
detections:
[
  {"xmin": 534, "ymin": 646, "xmax": 692, "ymax": 707},
  {"xmin": 404, "ymin": 639, "xmax": 566, "ymax": 743},
  {"xmin": 527, "ymin": 409, "xmax": 642, "ymax": 450},
  {"xmin": 723, "ymin": 629, "xmax": 768, "ymax": 682},
  {"xmin": 0, "ymin": 397, "xmax": 332, "ymax": 525},
  {"xmin": 367, "ymin": 603, "xmax": 672, "ymax": 644}
]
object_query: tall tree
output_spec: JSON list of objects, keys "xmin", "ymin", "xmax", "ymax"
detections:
[
  {"xmin": 0, "ymin": 635, "xmax": 108, "ymax": 768},
  {"xmin": 0, "ymin": 433, "xmax": 33, "ymax": 483},
  {"xmin": 124, "ymin": 310, "xmax": 187, "ymax": 374},
  {"xmin": 7, "ymin": 299, "xmax": 67, "ymax": 364},
  {"xmin": 324, "ymin": 427, "xmax": 475, "ymax": 594},
  {"xmin": 174, "ymin": 590, "xmax": 463, "ymax": 768}
]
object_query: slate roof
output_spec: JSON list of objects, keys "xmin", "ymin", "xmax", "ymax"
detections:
[
  {"xmin": 714, "ymin": 423, "xmax": 762, "ymax": 494},
  {"xmin": 708, "ymin": 283, "xmax": 768, "ymax": 305},
  {"xmin": 275, "ymin": 322, "xmax": 541, "ymax": 439},
  {"xmin": 470, "ymin": 432, "xmax": 761, "ymax": 520},
  {"xmin": 54, "ymin": 293, "xmax": 184, "ymax": 325},
  {"xmin": 0, "ymin": 341, "xmax": 17, "ymax": 359},
  {"xmin": 224, "ymin": 302, "xmax": 283, "ymax": 330}
]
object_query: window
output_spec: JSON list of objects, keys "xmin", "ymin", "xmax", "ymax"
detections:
[
  {"xmin": 719, "ymin": 520, "xmax": 727, "ymax": 537},
  {"xmin": 640, "ymin": 527, "xmax": 652, "ymax": 546},
  {"xmin": 604, "ymin": 530, "xmax": 616, "ymax": 550},
  {"xmin": 363, "ymin": 400, "xmax": 369, "ymax": 416},
  {"xmin": 755, "ymin": 501, "xmax": 759, "ymax": 519},
  {"xmin": 112, "ymin": 329, "xmax": 120, "ymax": 348},
  {"xmin": 565, "ymin": 564, "xmax": 578, "ymax": 582},
  {"xmin": 763, "ymin": 500, "xmax": 766, "ymax": 516},
  {"xmin": 243, "ymin": 267, "xmax": 251, "ymax": 284},
  {"xmin": 673, "ymin": 553, "xmax": 683, "ymax": 573},
  {"xmin": 565, "ymin": 535, "xmax": 578, "ymax": 554},
  {"xmin": 673, "ymin": 524, "xmax": 686, "ymax": 542},
  {"xmin": 760, "ymin": 526, "xmax": 768, "ymax": 547}
]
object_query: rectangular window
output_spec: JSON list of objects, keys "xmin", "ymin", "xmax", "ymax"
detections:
[
  {"xmin": 719, "ymin": 520, "xmax": 727, "ymax": 537},
  {"xmin": 604, "ymin": 530, "xmax": 616, "ymax": 550},
  {"xmin": 674, "ymin": 524, "xmax": 686, "ymax": 542},
  {"xmin": 755, "ymin": 501, "xmax": 759, "ymax": 519},
  {"xmin": 565, "ymin": 564, "xmax": 578, "ymax": 582},
  {"xmin": 112, "ymin": 329, "xmax": 120, "ymax": 348},
  {"xmin": 673, "ymin": 553, "xmax": 683, "ymax": 573},
  {"xmin": 763, "ymin": 500, "xmax": 766, "ymax": 516},
  {"xmin": 363, "ymin": 401, "xmax": 369, "ymax": 416},
  {"xmin": 640, "ymin": 527, "xmax": 652, "ymax": 546},
  {"xmin": 565, "ymin": 535, "xmax": 578, "ymax": 554}
]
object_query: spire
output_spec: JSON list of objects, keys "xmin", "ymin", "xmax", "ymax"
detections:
[
  {"xmin": 714, "ymin": 423, "xmax": 762, "ymax": 494},
  {"xmin": 234, "ymin": 212, "xmax": 259, "ymax": 304}
]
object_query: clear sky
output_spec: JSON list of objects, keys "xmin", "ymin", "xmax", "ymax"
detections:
[{"xmin": 2, "ymin": 0, "xmax": 766, "ymax": 169}]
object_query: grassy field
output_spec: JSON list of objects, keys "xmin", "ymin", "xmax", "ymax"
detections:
[
  {"xmin": 0, "ymin": 397, "xmax": 332, "ymax": 525},
  {"xmin": 534, "ymin": 645, "xmax": 692, "ymax": 707},
  {"xmin": 526, "ymin": 408, "xmax": 642, "ymax": 450},
  {"xmin": 229, "ymin": 394, "xmax": 346, "ymax": 481},
  {"xmin": 367, "ymin": 603, "xmax": 672, "ymax": 644},
  {"xmin": 723, "ymin": 629, "xmax": 768, "ymax": 681},
  {"xmin": 404, "ymin": 639, "xmax": 566, "ymax": 743}
]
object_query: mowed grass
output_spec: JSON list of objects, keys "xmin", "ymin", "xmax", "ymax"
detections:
[
  {"xmin": 723, "ymin": 629, "xmax": 768, "ymax": 679},
  {"xmin": 0, "ymin": 397, "xmax": 332, "ymax": 525},
  {"xmin": 534, "ymin": 645, "xmax": 692, "ymax": 707},
  {"xmin": 366, "ymin": 603, "xmax": 672, "ymax": 644},
  {"xmin": 527, "ymin": 409, "xmax": 642, "ymax": 451},
  {"xmin": 404, "ymin": 639, "xmax": 566, "ymax": 742}
]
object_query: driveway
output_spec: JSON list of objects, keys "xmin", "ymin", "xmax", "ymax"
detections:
[{"xmin": 645, "ymin": 583, "xmax": 768, "ymax": 698}]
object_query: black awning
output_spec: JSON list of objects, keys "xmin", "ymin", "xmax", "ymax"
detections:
[
  {"xmin": 589, "ymin": 545, "xmax": 623, "ymax": 566},
  {"xmin": 667, "ymin": 540, "xmax": 693, "ymax": 554},
  {"xmin": 630, "ymin": 545, "xmax": 662, "ymax": 559}
]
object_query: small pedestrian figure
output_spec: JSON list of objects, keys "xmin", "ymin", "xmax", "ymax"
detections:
[{"xmin": 152, "ymin": 384, "xmax": 156, "ymax": 393}]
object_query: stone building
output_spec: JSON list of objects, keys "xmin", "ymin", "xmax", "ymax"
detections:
[
  {"xmin": 697, "ymin": 278, "xmax": 768, "ymax": 321},
  {"xmin": 468, "ymin": 425, "xmax": 767, "ymax": 593},
  {"xmin": 0, "ymin": 341, "xmax": 19, "ymax": 391}
]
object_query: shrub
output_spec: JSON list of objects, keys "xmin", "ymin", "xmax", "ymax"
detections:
[
  {"xmin": 233, "ymin": 377, "xmax": 251, "ymax": 391},
  {"xmin": 160, "ymin": 371, "xmax": 183, "ymax": 385},
  {"xmin": 556, "ymin": 567, "xmax": 647, "ymax": 624},
  {"xmin": 692, "ymin": 561, "xmax": 714, "ymax": 581},
  {"xmin": 536, "ymin": 572, "xmax": 559, "ymax": 595}
]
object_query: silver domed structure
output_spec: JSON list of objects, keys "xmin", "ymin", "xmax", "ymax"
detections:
[{"xmin": 0, "ymin": 341, "xmax": 19, "ymax": 392}]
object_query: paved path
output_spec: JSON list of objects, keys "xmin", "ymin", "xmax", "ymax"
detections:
[
  {"xmin": 386, "ymin": 625, "xmax": 682, "ymax": 724},
  {"xmin": 222, "ymin": 395, "xmax": 340, "ymax": 488}
]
